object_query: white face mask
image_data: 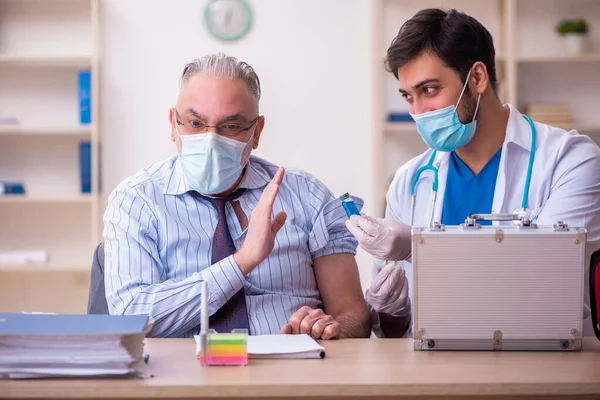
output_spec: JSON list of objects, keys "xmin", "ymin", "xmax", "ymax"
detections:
[{"xmin": 175, "ymin": 124, "xmax": 255, "ymax": 195}]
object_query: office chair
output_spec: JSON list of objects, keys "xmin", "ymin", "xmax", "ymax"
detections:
[{"xmin": 87, "ymin": 242, "xmax": 109, "ymax": 314}]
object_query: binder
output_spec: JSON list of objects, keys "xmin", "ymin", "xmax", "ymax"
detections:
[
  {"xmin": 0, "ymin": 313, "xmax": 150, "ymax": 336},
  {"xmin": 0, "ymin": 182, "xmax": 25, "ymax": 195},
  {"xmin": 79, "ymin": 141, "xmax": 91, "ymax": 193},
  {"xmin": 0, "ymin": 314, "xmax": 152, "ymax": 379},
  {"xmin": 78, "ymin": 70, "xmax": 91, "ymax": 124}
]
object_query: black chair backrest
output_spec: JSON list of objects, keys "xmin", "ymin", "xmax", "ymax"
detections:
[
  {"xmin": 87, "ymin": 242, "xmax": 109, "ymax": 314},
  {"xmin": 591, "ymin": 248, "xmax": 600, "ymax": 340}
]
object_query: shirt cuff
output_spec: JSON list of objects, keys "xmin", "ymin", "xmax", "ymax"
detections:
[{"xmin": 200, "ymin": 255, "xmax": 246, "ymax": 313}]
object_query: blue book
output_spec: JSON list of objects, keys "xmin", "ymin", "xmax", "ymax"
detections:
[
  {"xmin": 79, "ymin": 141, "xmax": 91, "ymax": 193},
  {"xmin": 387, "ymin": 112, "xmax": 415, "ymax": 123},
  {"xmin": 0, "ymin": 314, "xmax": 149, "ymax": 336},
  {"xmin": 78, "ymin": 70, "xmax": 91, "ymax": 124},
  {"xmin": 0, "ymin": 182, "xmax": 25, "ymax": 195}
]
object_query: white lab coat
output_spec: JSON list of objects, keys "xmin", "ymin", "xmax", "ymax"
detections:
[{"xmin": 384, "ymin": 104, "xmax": 600, "ymax": 335}]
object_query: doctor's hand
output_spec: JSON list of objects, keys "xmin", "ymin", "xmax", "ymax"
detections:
[
  {"xmin": 234, "ymin": 167, "xmax": 287, "ymax": 276},
  {"xmin": 280, "ymin": 306, "xmax": 341, "ymax": 340},
  {"xmin": 345, "ymin": 214, "xmax": 411, "ymax": 261},
  {"xmin": 367, "ymin": 261, "xmax": 410, "ymax": 317}
]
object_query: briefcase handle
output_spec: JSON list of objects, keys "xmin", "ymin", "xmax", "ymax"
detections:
[
  {"xmin": 590, "ymin": 248, "xmax": 600, "ymax": 340},
  {"xmin": 462, "ymin": 213, "xmax": 538, "ymax": 228}
]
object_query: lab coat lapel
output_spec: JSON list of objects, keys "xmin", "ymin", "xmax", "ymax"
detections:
[
  {"xmin": 491, "ymin": 144, "xmax": 508, "ymax": 222},
  {"xmin": 431, "ymin": 152, "xmax": 450, "ymax": 224},
  {"xmin": 491, "ymin": 104, "xmax": 533, "ymax": 224}
]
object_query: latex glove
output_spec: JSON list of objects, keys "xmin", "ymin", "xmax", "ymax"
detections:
[
  {"xmin": 366, "ymin": 261, "xmax": 410, "ymax": 317},
  {"xmin": 345, "ymin": 214, "xmax": 411, "ymax": 261}
]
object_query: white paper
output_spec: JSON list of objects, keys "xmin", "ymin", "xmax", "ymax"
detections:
[
  {"xmin": 247, "ymin": 334, "xmax": 325, "ymax": 358},
  {"xmin": 194, "ymin": 334, "xmax": 326, "ymax": 359}
]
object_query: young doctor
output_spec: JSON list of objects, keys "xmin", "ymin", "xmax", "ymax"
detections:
[{"xmin": 346, "ymin": 8, "xmax": 600, "ymax": 337}]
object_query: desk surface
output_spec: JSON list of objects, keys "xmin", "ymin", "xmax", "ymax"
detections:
[{"xmin": 2, "ymin": 338, "xmax": 600, "ymax": 400}]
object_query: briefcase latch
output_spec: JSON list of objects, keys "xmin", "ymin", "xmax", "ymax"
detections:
[
  {"xmin": 553, "ymin": 221, "xmax": 569, "ymax": 231},
  {"xmin": 429, "ymin": 221, "xmax": 445, "ymax": 232},
  {"xmin": 493, "ymin": 330, "xmax": 503, "ymax": 351},
  {"xmin": 494, "ymin": 229, "xmax": 504, "ymax": 243}
]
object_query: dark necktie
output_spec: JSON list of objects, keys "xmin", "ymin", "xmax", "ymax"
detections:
[{"xmin": 198, "ymin": 189, "xmax": 250, "ymax": 333}]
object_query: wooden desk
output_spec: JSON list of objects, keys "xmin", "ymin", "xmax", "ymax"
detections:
[{"xmin": 2, "ymin": 338, "xmax": 600, "ymax": 400}]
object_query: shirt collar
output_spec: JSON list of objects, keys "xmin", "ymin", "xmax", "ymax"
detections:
[
  {"xmin": 504, "ymin": 103, "xmax": 535, "ymax": 152},
  {"xmin": 163, "ymin": 155, "xmax": 271, "ymax": 196}
]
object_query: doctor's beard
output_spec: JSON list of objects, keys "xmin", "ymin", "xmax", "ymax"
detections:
[{"xmin": 457, "ymin": 87, "xmax": 479, "ymax": 125}]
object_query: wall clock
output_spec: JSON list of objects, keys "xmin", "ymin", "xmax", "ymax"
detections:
[{"xmin": 204, "ymin": 0, "xmax": 253, "ymax": 42}]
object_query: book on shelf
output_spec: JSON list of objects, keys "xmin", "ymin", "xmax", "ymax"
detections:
[
  {"xmin": 526, "ymin": 104, "xmax": 573, "ymax": 125},
  {"xmin": 387, "ymin": 112, "xmax": 414, "ymax": 123},
  {"xmin": 0, "ymin": 251, "xmax": 49, "ymax": 264},
  {"xmin": 0, "ymin": 182, "xmax": 25, "ymax": 195},
  {"xmin": 78, "ymin": 70, "xmax": 91, "ymax": 125},
  {"xmin": 0, "ymin": 117, "xmax": 18, "ymax": 126},
  {"xmin": 79, "ymin": 141, "xmax": 91, "ymax": 193},
  {"xmin": 526, "ymin": 104, "xmax": 571, "ymax": 114}
]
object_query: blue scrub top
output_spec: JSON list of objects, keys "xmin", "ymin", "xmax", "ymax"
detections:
[{"xmin": 441, "ymin": 149, "xmax": 502, "ymax": 226}]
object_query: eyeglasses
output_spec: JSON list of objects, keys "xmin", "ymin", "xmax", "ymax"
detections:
[{"xmin": 174, "ymin": 109, "xmax": 259, "ymax": 138}]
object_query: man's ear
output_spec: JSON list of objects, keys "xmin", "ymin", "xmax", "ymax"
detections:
[
  {"xmin": 169, "ymin": 108, "xmax": 177, "ymax": 142},
  {"xmin": 471, "ymin": 61, "xmax": 489, "ymax": 95},
  {"xmin": 252, "ymin": 116, "xmax": 265, "ymax": 149}
]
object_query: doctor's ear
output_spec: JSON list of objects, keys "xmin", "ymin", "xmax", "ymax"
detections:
[{"xmin": 470, "ymin": 61, "xmax": 489, "ymax": 95}]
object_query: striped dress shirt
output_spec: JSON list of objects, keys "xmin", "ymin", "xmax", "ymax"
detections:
[{"xmin": 103, "ymin": 155, "xmax": 362, "ymax": 337}]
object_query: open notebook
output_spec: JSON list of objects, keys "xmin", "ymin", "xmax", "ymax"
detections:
[{"xmin": 194, "ymin": 334, "xmax": 325, "ymax": 359}]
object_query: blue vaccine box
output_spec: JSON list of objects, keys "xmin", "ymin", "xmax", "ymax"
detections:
[{"xmin": 341, "ymin": 193, "xmax": 360, "ymax": 218}]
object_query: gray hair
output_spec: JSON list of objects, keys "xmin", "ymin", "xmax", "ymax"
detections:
[{"xmin": 179, "ymin": 53, "xmax": 261, "ymax": 101}]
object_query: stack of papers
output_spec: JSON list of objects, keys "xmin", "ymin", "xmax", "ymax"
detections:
[
  {"xmin": 194, "ymin": 333, "xmax": 326, "ymax": 359},
  {"xmin": 0, "ymin": 313, "xmax": 152, "ymax": 379}
]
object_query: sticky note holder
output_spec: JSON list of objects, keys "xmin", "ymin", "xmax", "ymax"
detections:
[{"xmin": 198, "ymin": 329, "xmax": 248, "ymax": 366}]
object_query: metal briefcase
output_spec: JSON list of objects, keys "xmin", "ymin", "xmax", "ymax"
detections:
[{"xmin": 411, "ymin": 214, "xmax": 586, "ymax": 351}]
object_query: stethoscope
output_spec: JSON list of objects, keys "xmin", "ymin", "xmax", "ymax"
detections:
[{"xmin": 409, "ymin": 114, "xmax": 537, "ymax": 226}]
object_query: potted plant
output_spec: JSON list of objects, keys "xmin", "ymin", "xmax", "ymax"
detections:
[{"xmin": 555, "ymin": 18, "xmax": 589, "ymax": 55}]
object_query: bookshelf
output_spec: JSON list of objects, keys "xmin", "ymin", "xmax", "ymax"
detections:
[
  {"xmin": 517, "ymin": 54, "xmax": 600, "ymax": 63},
  {"xmin": 371, "ymin": 0, "xmax": 600, "ymax": 217},
  {"xmin": 0, "ymin": 0, "xmax": 101, "ymax": 313},
  {"xmin": 0, "ymin": 194, "xmax": 93, "ymax": 204},
  {"xmin": 0, "ymin": 126, "xmax": 92, "ymax": 137},
  {"xmin": 0, "ymin": 55, "xmax": 92, "ymax": 68}
]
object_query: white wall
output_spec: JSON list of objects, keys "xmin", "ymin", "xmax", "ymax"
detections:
[{"xmin": 100, "ymin": 0, "xmax": 377, "ymax": 288}]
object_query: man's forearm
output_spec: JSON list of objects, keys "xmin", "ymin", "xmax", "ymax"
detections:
[
  {"xmin": 335, "ymin": 305, "xmax": 372, "ymax": 338},
  {"xmin": 108, "ymin": 255, "xmax": 245, "ymax": 337}
]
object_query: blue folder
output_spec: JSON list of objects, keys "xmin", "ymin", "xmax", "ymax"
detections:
[
  {"xmin": 79, "ymin": 141, "xmax": 91, "ymax": 193},
  {"xmin": 78, "ymin": 70, "xmax": 91, "ymax": 124},
  {"xmin": 0, "ymin": 314, "xmax": 149, "ymax": 336}
]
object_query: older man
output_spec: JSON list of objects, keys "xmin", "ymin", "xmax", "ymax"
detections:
[{"xmin": 103, "ymin": 53, "xmax": 371, "ymax": 339}]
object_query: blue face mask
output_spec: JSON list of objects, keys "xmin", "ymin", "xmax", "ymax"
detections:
[
  {"xmin": 176, "ymin": 127, "xmax": 255, "ymax": 195},
  {"xmin": 410, "ymin": 70, "xmax": 481, "ymax": 152}
]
